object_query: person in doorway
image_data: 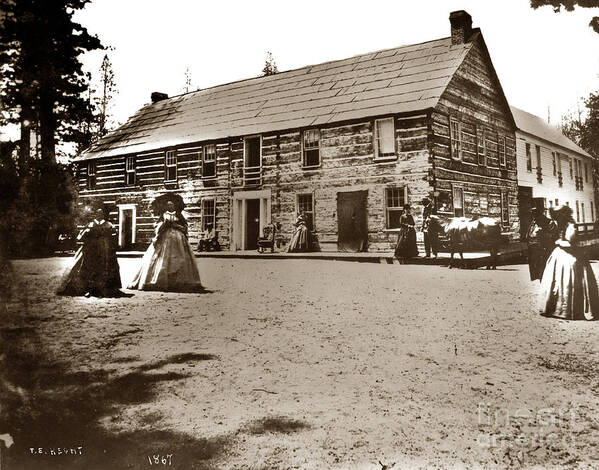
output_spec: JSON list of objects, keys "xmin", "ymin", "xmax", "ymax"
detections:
[
  {"xmin": 539, "ymin": 205, "xmax": 599, "ymax": 320},
  {"xmin": 129, "ymin": 199, "xmax": 203, "ymax": 292},
  {"xmin": 395, "ymin": 204, "xmax": 419, "ymax": 261},
  {"xmin": 56, "ymin": 203, "xmax": 122, "ymax": 297},
  {"xmin": 526, "ymin": 206, "xmax": 558, "ymax": 282}
]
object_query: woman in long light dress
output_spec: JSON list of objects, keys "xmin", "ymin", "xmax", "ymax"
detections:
[
  {"xmin": 539, "ymin": 205, "xmax": 599, "ymax": 320},
  {"xmin": 128, "ymin": 201, "xmax": 203, "ymax": 292}
]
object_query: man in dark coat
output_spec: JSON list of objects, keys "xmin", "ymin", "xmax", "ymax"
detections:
[
  {"xmin": 526, "ymin": 207, "xmax": 558, "ymax": 281},
  {"xmin": 421, "ymin": 197, "xmax": 439, "ymax": 258}
]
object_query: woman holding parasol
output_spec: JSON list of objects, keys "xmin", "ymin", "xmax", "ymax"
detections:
[{"xmin": 128, "ymin": 193, "xmax": 203, "ymax": 292}]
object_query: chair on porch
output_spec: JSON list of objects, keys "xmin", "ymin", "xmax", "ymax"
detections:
[{"xmin": 257, "ymin": 224, "xmax": 276, "ymax": 253}]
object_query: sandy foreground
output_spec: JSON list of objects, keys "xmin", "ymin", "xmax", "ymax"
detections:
[{"xmin": 1, "ymin": 257, "xmax": 599, "ymax": 470}]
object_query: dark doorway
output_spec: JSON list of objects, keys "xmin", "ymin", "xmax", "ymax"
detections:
[
  {"xmin": 122, "ymin": 210, "xmax": 134, "ymax": 249},
  {"xmin": 517, "ymin": 186, "xmax": 533, "ymax": 240},
  {"xmin": 245, "ymin": 199, "xmax": 260, "ymax": 250},
  {"xmin": 337, "ymin": 190, "xmax": 368, "ymax": 252}
]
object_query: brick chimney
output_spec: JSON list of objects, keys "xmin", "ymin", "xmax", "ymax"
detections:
[
  {"xmin": 151, "ymin": 92, "xmax": 168, "ymax": 103},
  {"xmin": 449, "ymin": 10, "xmax": 473, "ymax": 45}
]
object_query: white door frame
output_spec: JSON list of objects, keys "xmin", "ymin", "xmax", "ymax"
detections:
[
  {"xmin": 232, "ymin": 189, "xmax": 271, "ymax": 251},
  {"xmin": 117, "ymin": 204, "xmax": 137, "ymax": 247}
]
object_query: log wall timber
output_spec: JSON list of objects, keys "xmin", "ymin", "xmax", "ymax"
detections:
[{"xmin": 431, "ymin": 35, "xmax": 519, "ymax": 234}]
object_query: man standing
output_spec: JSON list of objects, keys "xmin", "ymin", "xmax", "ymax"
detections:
[{"xmin": 421, "ymin": 197, "xmax": 439, "ymax": 258}]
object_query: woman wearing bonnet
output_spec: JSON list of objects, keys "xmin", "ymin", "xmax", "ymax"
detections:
[{"xmin": 539, "ymin": 205, "xmax": 599, "ymax": 320}]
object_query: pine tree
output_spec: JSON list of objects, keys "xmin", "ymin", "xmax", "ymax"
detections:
[{"xmin": 262, "ymin": 51, "xmax": 279, "ymax": 76}]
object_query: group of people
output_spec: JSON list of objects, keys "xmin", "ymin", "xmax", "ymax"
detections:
[
  {"xmin": 57, "ymin": 197, "xmax": 203, "ymax": 297},
  {"xmin": 527, "ymin": 204, "xmax": 599, "ymax": 321},
  {"xmin": 394, "ymin": 197, "xmax": 440, "ymax": 261}
]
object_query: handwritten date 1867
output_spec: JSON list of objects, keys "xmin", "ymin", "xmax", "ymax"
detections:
[{"xmin": 147, "ymin": 454, "xmax": 173, "ymax": 466}]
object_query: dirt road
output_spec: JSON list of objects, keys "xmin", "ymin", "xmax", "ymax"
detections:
[{"xmin": 2, "ymin": 257, "xmax": 599, "ymax": 469}]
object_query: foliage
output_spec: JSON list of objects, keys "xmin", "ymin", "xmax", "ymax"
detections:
[
  {"xmin": 530, "ymin": 0, "xmax": 599, "ymax": 33},
  {"xmin": 561, "ymin": 91, "xmax": 599, "ymax": 157},
  {"xmin": 0, "ymin": 0, "xmax": 103, "ymax": 162},
  {"xmin": 262, "ymin": 51, "xmax": 279, "ymax": 76}
]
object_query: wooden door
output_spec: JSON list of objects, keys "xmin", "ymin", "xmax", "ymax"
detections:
[
  {"xmin": 337, "ymin": 190, "xmax": 368, "ymax": 252},
  {"xmin": 517, "ymin": 186, "xmax": 533, "ymax": 240},
  {"xmin": 245, "ymin": 199, "xmax": 260, "ymax": 250}
]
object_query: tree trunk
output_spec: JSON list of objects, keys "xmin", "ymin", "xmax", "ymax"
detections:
[
  {"xmin": 18, "ymin": 115, "xmax": 31, "ymax": 174},
  {"xmin": 39, "ymin": 90, "xmax": 56, "ymax": 164}
]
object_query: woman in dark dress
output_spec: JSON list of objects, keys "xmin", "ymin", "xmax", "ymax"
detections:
[
  {"xmin": 287, "ymin": 212, "xmax": 312, "ymax": 253},
  {"xmin": 526, "ymin": 207, "xmax": 558, "ymax": 282},
  {"xmin": 57, "ymin": 204, "xmax": 122, "ymax": 297},
  {"xmin": 539, "ymin": 205, "xmax": 599, "ymax": 320},
  {"xmin": 395, "ymin": 204, "xmax": 419, "ymax": 261}
]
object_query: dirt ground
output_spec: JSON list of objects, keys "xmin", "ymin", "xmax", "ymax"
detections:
[{"xmin": 2, "ymin": 257, "xmax": 599, "ymax": 470}]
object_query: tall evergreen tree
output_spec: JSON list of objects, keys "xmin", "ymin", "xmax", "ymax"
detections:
[
  {"xmin": 0, "ymin": 0, "xmax": 103, "ymax": 163},
  {"xmin": 262, "ymin": 51, "xmax": 279, "ymax": 76}
]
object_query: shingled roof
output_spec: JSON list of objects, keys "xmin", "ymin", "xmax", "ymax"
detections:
[
  {"xmin": 78, "ymin": 36, "xmax": 475, "ymax": 161},
  {"xmin": 510, "ymin": 105, "xmax": 592, "ymax": 158}
]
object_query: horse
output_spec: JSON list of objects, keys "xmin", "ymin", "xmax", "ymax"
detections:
[{"xmin": 443, "ymin": 216, "xmax": 504, "ymax": 269}]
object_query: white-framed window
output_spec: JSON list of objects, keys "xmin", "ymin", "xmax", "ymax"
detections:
[
  {"xmin": 450, "ymin": 119, "xmax": 462, "ymax": 160},
  {"xmin": 201, "ymin": 198, "xmax": 216, "ymax": 231},
  {"xmin": 203, "ymin": 144, "xmax": 216, "ymax": 178},
  {"xmin": 498, "ymin": 135, "xmax": 506, "ymax": 167},
  {"xmin": 453, "ymin": 186, "xmax": 464, "ymax": 217},
  {"xmin": 302, "ymin": 129, "xmax": 321, "ymax": 167},
  {"xmin": 374, "ymin": 117, "xmax": 396, "ymax": 160},
  {"xmin": 525, "ymin": 143, "xmax": 532, "ymax": 172},
  {"xmin": 87, "ymin": 161, "xmax": 97, "ymax": 190},
  {"xmin": 125, "ymin": 156, "xmax": 136, "ymax": 185},
  {"xmin": 165, "ymin": 150, "xmax": 177, "ymax": 182},
  {"xmin": 296, "ymin": 193, "xmax": 315, "ymax": 230},
  {"xmin": 501, "ymin": 192, "xmax": 509, "ymax": 224},
  {"xmin": 576, "ymin": 200, "xmax": 580, "ymax": 223},
  {"xmin": 552, "ymin": 152, "xmax": 557, "ymax": 176},
  {"xmin": 385, "ymin": 186, "xmax": 407, "ymax": 229}
]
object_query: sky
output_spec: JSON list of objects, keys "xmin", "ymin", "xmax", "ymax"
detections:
[{"xmin": 2, "ymin": 0, "xmax": 599, "ymax": 143}]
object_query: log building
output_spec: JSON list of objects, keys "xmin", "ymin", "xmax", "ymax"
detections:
[{"xmin": 73, "ymin": 10, "xmax": 519, "ymax": 252}]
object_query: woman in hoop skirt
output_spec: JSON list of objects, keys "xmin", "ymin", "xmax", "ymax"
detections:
[
  {"xmin": 539, "ymin": 205, "xmax": 599, "ymax": 320},
  {"xmin": 394, "ymin": 204, "xmax": 418, "ymax": 262},
  {"xmin": 56, "ymin": 203, "xmax": 122, "ymax": 297},
  {"xmin": 128, "ymin": 198, "xmax": 203, "ymax": 292},
  {"xmin": 287, "ymin": 212, "xmax": 312, "ymax": 252}
]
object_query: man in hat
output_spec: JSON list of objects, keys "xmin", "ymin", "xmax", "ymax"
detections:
[
  {"xmin": 526, "ymin": 206, "xmax": 558, "ymax": 281},
  {"xmin": 421, "ymin": 197, "xmax": 439, "ymax": 258}
]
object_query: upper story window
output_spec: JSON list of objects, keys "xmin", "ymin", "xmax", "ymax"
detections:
[
  {"xmin": 244, "ymin": 136, "xmax": 261, "ymax": 168},
  {"xmin": 552, "ymin": 152, "xmax": 557, "ymax": 176},
  {"xmin": 297, "ymin": 193, "xmax": 315, "ymax": 230},
  {"xmin": 501, "ymin": 192, "xmax": 509, "ymax": 224},
  {"xmin": 203, "ymin": 144, "xmax": 216, "ymax": 178},
  {"xmin": 374, "ymin": 117, "xmax": 396, "ymax": 160},
  {"xmin": 453, "ymin": 186, "xmax": 464, "ymax": 217},
  {"xmin": 585, "ymin": 162, "xmax": 589, "ymax": 183},
  {"xmin": 302, "ymin": 129, "xmax": 321, "ymax": 167},
  {"xmin": 568, "ymin": 157, "xmax": 573, "ymax": 179},
  {"xmin": 498, "ymin": 135, "xmax": 506, "ymax": 167},
  {"xmin": 525, "ymin": 143, "xmax": 532, "ymax": 172},
  {"xmin": 450, "ymin": 119, "xmax": 462, "ymax": 160},
  {"xmin": 165, "ymin": 150, "xmax": 177, "ymax": 182},
  {"xmin": 125, "ymin": 156, "xmax": 136, "ymax": 186},
  {"xmin": 476, "ymin": 126, "xmax": 485, "ymax": 166},
  {"xmin": 385, "ymin": 186, "xmax": 407, "ymax": 229},
  {"xmin": 87, "ymin": 161, "xmax": 96, "ymax": 190},
  {"xmin": 535, "ymin": 145, "xmax": 542, "ymax": 183}
]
